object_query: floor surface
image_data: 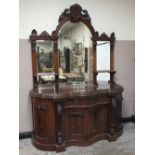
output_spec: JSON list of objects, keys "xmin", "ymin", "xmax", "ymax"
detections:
[{"xmin": 19, "ymin": 123, "xmax": 135, "ymax": 155}]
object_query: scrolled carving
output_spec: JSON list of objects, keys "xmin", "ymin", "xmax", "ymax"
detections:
[
  {"xmin": 82, "ymin": 9, "xmax": 89, "ymax": 18},
  {"xmin": 58, "ymin": 4, "xmax": 91, "ymax": 23}
]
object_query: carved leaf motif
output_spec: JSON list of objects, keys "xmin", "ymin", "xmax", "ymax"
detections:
[
  {"xmin": 58, "ymin": 4, "xmax": 91, "ymax": 23},
  {"xmin": 70, "ymin": 4, "xmax": 82, "ymax": 17}
]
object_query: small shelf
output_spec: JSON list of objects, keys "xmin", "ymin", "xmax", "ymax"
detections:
[
  {"xmin": 36, "ymin": 72, "xmax": 56, "ymax": 76},
  {"xmin": 96, "ymin": 70, "xmax": 116, "ymax": 73}
]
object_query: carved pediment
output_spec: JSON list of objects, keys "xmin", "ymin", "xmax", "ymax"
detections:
[
  {"xmin": 30, "ymin": 30, "xmax": 51, "ymax": 40},
  {"xmin": 39, "ymin": 31, "xmax": 50, "ymax": 37},
  {"xmin": 92, "ymin": 32, "xmax": 111, "ymax": 41},
  {"xmin": 99, "ymin": 33, "xmax": 109, "ymax": 40},
  {"xmin": 58, "ymin": 4, "xmax": 91, "ymax": 23}
]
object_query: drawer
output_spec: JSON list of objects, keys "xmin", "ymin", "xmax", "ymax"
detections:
[{"xmin": 64, "ymin": 96, "xmax": 110, "ymax": 109}]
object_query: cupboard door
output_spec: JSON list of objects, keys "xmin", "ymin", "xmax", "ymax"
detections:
[
  {"xmin": 32, "ymin": 98, "xmax": 56, "ymax": 144},
  {"xmin": 62, "ymin": 106, "xmax": 109, "ymax": 141},
  {"xmin": 92, "ymin": 105, "xmax": 109, "ymax": 134},
  {"xmin": 62, "ymin": 108, "xmax": 88, "ymax": 141}
]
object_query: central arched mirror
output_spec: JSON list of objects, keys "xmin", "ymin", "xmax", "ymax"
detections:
[{"xmin": 58, "ymin": 21, "xmax": 93, "ymax": 83}]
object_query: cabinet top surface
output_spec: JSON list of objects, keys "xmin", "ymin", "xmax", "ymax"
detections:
[{"xmin": 31, "ymin": 82, "xmax": 123, "ymax": 99}]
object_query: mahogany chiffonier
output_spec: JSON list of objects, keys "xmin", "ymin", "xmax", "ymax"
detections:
[{"xmin": 29, "ymin": 4, "xmax": 123, "ymax": 152}]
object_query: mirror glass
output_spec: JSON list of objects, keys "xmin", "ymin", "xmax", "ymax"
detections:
[
  {"xmin": 36, "ymin": 40, "xmax": 54, "ymax": 83},
  {"xmin": 58, "ymin": 22, "xmax": 93, "ymax": 83},
  {"xmin": 97, "ymin": 41, "xmax": 110, "ymax": 82}
]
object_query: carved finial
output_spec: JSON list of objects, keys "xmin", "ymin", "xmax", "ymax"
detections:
[
  {"xmin": 31, "ymin": 29, "xmax": 37, "ymax": 36},
  {"xmin": 58, "ymin": 4, "xmax": 91, "ymax": 23},
  {"xmin": 52, "ymin": 31, "xmax": 57, "ymax": 36},
  {"xmin": 51, "ymin": 31, "xmax": 59, "ymax": 41},
  {"xmin": 110, "ymin": 32, "xmax": 116, "ymax": 51},
  {"xmin": 110, "ymin": 32, "xmax": 115, "ymax": 42}
]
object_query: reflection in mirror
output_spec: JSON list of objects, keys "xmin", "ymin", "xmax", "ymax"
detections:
[
  {"xmin": 36, "ymin": 40, "xmax": 54, "ymax": 84},
  {"xmin": 97, "ymin": 41, "xmax": 110, "ymax": 82},
  {"xmin": 58, "ymin": 22, "xmax": 93, "ymax": 83},
  {"xmin": 97, "ymin": 72, "xmax": 110, "ymax": 82}
]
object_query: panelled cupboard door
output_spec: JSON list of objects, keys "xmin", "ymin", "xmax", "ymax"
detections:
[
  {"xmin": 32, "ymin": 98, "xmax": 56, "ymax": 144},
  {"xmin": 62, "ymin": 105, "xmax": 109, "ymax": 141},
  {"xmin": 62, "ymin": 108, "xmax": 89, "ymax": 141},
  {"xmin": 92, "ymin": 104, "xmax": 109, "ymax": 134}
]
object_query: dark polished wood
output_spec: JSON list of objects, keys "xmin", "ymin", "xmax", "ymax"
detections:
[
  {"xmin": 29, "ymin": 4, "xmax": 124, "ymax": 152},
  {"xmin": 31, "ymin": 82, "xmax": 123, "ymax": 151}
]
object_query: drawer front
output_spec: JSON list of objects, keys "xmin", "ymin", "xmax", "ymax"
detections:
[{"xmin": 64, "ymin": 96, "xmax": 110, "ymax": 108}]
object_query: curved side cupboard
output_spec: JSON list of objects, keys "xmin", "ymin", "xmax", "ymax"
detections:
[{"xmin": 30, "ymin": 4, "xmax": 124, "ymax": 152}]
